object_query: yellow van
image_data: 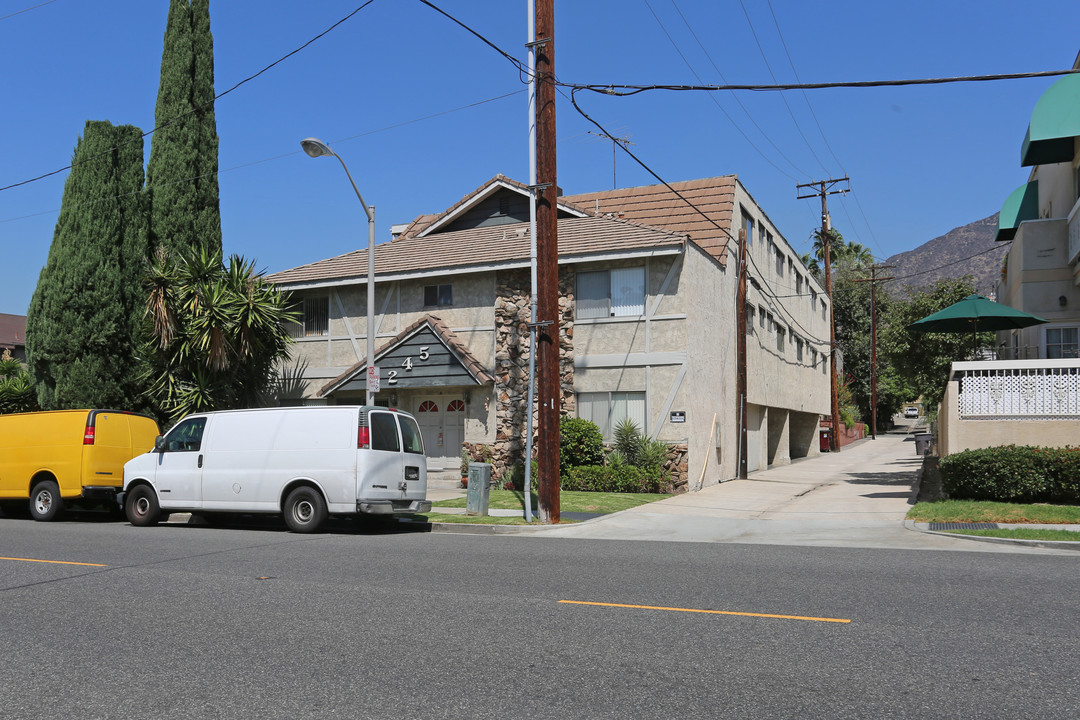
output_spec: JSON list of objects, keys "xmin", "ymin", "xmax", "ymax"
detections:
[{"xmin": 0, "ymin": 409, "xmax": 160, "ymax": 521}]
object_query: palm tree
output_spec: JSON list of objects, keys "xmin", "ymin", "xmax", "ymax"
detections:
[{"xmin": 140, "ymin": 246, "xmax": 297, "ymax": 422}]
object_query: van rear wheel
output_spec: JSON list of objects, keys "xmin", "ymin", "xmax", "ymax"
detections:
[
  {"xmin": 283, "ymin": 487, "xmax": 327, "ymax": 533},
  {"xmin": 125, "ymin": 485, "xmax": 161, "ymax": 527},
  {"xmin": 29, "ymin": 480, "xmax": 63, "ymax": 522}
]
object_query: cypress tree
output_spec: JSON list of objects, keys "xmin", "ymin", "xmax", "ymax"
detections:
[
  {"xmin": 146, "ymin": 0, "xmax": 222, "ymax": 257},
  {"xmin": 25, "ymin": 121, "xmax": 149, "ymax": 410}
]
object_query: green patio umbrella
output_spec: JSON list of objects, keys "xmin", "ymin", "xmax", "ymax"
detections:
[{"xmin": 907, "ymin": 294, "xmax": 1048, "ymax": 352}]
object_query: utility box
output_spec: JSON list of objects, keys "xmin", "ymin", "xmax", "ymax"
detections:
[
  {"xmin": 819, "ymin": 429, "xmax": 832, "ymax": 452},
  {"xmin": 466, "ymin": 463, "xmax": 492, "ymax": 516},
  {"xmin": 914, "ymin": 433, "xmax": 933, "ymax": 456}
]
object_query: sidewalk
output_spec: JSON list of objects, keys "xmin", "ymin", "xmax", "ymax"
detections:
[{"xmin": 514, "ymin": 429, "xmax": 1077, "ymax": 553}]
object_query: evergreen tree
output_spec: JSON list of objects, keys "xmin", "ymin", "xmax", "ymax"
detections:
[
  {"xmin": 146, "ymin": 0, "xmax": 221, "ymax": 257},
  {"xmin": 25, "ymin": 121, "xmax": 149, "ymax": 410}
]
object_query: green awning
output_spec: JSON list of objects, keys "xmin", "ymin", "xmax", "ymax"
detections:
[
  {"xmin": 995, "ymin": 180, "xmax": 1039, "ymax": 242},
  {"xmin": 1021, "ymin": 73, "xmax": 1080, "ymax": 167}
]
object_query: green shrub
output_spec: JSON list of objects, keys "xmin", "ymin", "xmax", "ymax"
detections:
[
  {"xmin": 505, "ymin": 460, "xmax": 538, "ymax": 492},
  {"xmin": 939, "ymin": 445, "xmax": 1080, "ymax": 504},
  {"xmin": 563, "ymin": 464, "xmax": 670, "ymax": 494},
  {"xmin": 560, "ymin": 417, "xmax": 605, "ymax": 476}
]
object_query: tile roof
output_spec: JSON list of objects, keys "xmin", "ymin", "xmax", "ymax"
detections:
[
  {"xmin": 563, "ymin": 176, "xmax": 737, "ymax": 267},
  {"xmin": 393, "ymin": 174, "xmax": 588, "ymax": 241},
  {"xmin": 319, "ymin": 314, "xmax": 494, "ymax": 397},
  {"xmin": 269, "ymin": 215, "xmax": 686, "ymax": 286},
  {"xmin": 0, "ymin": 313, "xmax": 26, "ymax": 349}
]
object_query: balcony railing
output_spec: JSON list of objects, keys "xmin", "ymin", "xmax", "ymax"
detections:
[{"xmin": 951, "ymin": 359, "xmax": 1080, "ymax": 419}]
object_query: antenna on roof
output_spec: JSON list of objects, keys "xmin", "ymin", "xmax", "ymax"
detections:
[{"xmin": 586, "ymin": 130, "xmax": 634, "ymax": 190}]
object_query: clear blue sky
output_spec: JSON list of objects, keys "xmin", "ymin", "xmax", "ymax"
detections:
[{"xmin": 2, "ymin": 0, "xmax": 1077, "ymax": 314}]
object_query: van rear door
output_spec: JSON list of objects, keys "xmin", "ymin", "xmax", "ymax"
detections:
[{"xmin": 359, "ymin": 410, "xmax": 407, "ymax": 500}]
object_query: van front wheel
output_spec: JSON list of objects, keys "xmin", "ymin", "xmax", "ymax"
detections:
[
  {"xmin": 29, "ymin": 480, "xmax": 63, "ymax": 521},
  {"xmin": 284, "ymin": 487, "xmax": 327, "ymax": 533},
  {"xmin": 125, "ymin": 485, "xmax": 161, "ymax": 527}
]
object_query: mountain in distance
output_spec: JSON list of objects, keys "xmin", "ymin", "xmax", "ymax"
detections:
[{"xmin": 882, "ymin": 213, "xmax": 1007, "ymax": 298}]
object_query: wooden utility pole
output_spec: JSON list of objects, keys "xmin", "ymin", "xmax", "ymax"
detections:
[
  {"xmin": 736, "ymin": 228, "xmax": 748, "ymax": 479},
  {"xmin": 534, "ymin": 0, "xmax": 559, "ymax": 523},
  {"xmin": 855, "ymin": 264, "xmax": 894, "ymax": 440},
  {"xmin": 797, "ymin": 178, "xmax": 848, "ymax": 452}
]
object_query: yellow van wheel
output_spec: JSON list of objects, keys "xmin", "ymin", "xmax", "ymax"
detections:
[{"xmin": 29, "ymin": 480, "xmax": 63, "ymax": 522}]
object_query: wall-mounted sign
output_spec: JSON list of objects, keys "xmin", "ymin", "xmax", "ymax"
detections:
[{"xmin": 670, "ymin": 411, "xmax": 686, "ymax": 423}]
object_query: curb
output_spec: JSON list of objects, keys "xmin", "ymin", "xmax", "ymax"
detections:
[{"xmin": 904, "ymin": 519, "xmax": 1080, "ymax": 551}]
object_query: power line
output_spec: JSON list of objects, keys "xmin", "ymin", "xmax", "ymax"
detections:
[
  {"xmin": 649, "ymin": 0, "xmax": 805, "ymax": 180},
  {"xmin": 0, "ymin": 0, "xmax": 60, "ymax": 22},
  {"xmin": 0, "ymin": 90, "xmax": 523, "ymax": 225},
  {"xmin": 0, "ymin": 1, "xmax": 379, "ymax": 194}
]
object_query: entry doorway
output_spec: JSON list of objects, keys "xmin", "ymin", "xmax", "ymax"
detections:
[{"xmin": 415, "ymin": 396, "xmax": 466, "ymax": 471}]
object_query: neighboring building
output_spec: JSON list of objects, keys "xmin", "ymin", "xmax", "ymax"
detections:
[
  {"xmin": 939, "ymin": 53, "xmax": 1080, "ymax": 456},
  {"xmin": 269, "ymin": 175, "xmax": 830, "ymax": 489},
  {"xmin": 994, "ymin": 52, "xmax": 1080, "ymax": 359},
  {"xmin": 0, "ymin": 313, "xmax": 26, "ymax": 363}
]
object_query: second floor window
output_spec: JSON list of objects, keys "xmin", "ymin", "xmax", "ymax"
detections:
[
  {"xmin": 424, "ymin": 284, "xmax": 453, "ymax": 307},
  {"xmin": 1046, "ymin": 327, "xmax": 1079, "ymax": 359},
  {"xmin": 285, "ymin": 296, "xmax": 329, "ymax": 339},
  {"xmin": 577, "ymin": 267, "xmax": 645, "ymax": 319}
]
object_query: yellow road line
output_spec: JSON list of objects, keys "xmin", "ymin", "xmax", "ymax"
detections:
[
  {"xmin": 0, "ymin": 556, "xmax": 107, "ymax": 567},
  {"xmin": 559, "ymin": 600, "xmax": 850, "ymax": 624}
]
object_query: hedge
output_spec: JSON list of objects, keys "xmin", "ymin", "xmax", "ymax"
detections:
[
  {"xmin": 564, "ymin": 465, "xmax": 671, "ymax": 494},
  {"xmin": 939, "ymin": 445, "xmax": 1080, "ymax": 504}
]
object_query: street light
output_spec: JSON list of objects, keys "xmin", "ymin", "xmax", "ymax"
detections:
[{"xmin": 301, "ymin": 137, "xmax": 377, "ymax": 405}]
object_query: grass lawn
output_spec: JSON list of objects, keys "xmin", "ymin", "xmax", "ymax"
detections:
[
  {"xmin": 908, "ymin": 499, "xmax": 1080, "ymax": 541},
  {"xmin": 418, "ymin": 489, "xmax": 672, "ymax": 524},
  {"xmin": 907, "ymin": 499, "xmax": 1080, "ymax": 524}
]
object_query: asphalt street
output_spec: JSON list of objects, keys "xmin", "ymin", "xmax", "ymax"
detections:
[{"xmin": 1, "ymin": 516, "xmax": 1077, "ymax": 719}]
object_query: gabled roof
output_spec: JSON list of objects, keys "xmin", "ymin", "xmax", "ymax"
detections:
[
  {"xmin": 562, "ymin": 176, "xmax": 737, "ymax": 267},
  {"xmin": 269, "ymin": 214, "xmax": 687, "ymax": 287},
  {"xmin": 0, "ymin": 313, "xmax": 26, "ymax": 350},
  {"xmin": 396, "ymin": 174, "xmax": 589, "ymax": 240},
  {"xmin": 319, "ymin": 314, "xmax": 494, "ymax": 397}
]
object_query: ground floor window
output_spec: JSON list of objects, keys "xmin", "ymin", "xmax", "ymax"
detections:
[
  {"xmin": 1046, "ymin": 326, "xmax": 1079, "ymax": 359},
  {"xmin": 577, "ymin": 391, "xmax": 646, "ymax": 439}
]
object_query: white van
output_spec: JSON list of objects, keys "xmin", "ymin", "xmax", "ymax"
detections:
[{"xmin": 121, "ymin": 406, "xmax": 431, "ymax": 533}]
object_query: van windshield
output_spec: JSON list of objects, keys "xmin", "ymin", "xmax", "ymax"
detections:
[{"xmin": 399, "ymin": 416, "xmax": 424, "ymax": 455}]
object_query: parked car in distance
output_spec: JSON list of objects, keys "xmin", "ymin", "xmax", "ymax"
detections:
[
  {"xmin": 0, "ymin": 409, "xmax": 160, "ymax": 521},
  {"xmin": 121, "ymin": 405, "xmax": 431, "ymax": 533},
  {"xmin": 904, "ymin": 407, "xmax": 919, "ymax": 418}
]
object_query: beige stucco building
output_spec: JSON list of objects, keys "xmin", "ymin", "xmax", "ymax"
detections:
[{"xmin": 269, "ymin": 175, "xmax": 830, "ymax": 489}]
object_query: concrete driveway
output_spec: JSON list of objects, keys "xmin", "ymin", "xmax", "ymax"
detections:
[{"xmin": 535, "ymin": 429, "xmax": 1071, "ymax": 554}]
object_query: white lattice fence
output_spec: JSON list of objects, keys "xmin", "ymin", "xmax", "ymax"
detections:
[{"xmin": 958, "ymin": 369, "xmax": 1080, "ymax": 417}]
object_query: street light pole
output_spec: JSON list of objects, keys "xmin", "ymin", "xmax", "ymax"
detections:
[{"xmin": 301, "ymin": 138, "xmax": 376, "ymax": 406}]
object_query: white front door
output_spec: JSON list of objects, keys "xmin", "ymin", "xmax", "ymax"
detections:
[{"xmin": 415, "ymin": 396, "xmax": 467, "ymax": 471}]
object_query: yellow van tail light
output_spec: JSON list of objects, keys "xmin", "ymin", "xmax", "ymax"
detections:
[{"xmin": 83, "ymin": 424, "xmax": 95, "ymax": 445}]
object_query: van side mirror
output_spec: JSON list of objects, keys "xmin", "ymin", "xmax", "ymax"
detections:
[{"xmin": 154, "ymin": 435, "xmax": 166, "ymax": 453}]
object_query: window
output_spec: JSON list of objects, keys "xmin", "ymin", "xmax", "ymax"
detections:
[
  {"xmin": 811, "ymin": 287, "xmax": 818, "ymax": 307},
  {"xmin": 766, "ymin": 312, "xmax": 775, "ymax": 334},
  {"xmin": 1046, "ymin": 327, "xmax": 1079, "ymax": 359},
  {"xmin": 424, "ymin": 284, "xmax": 453, "ymax": 307},
  {"xmin": 285, "ymin": 296, "xmax": 329, "ymax": 339},
  {"xmin": 758, "ymin": 305, "xmax": 767, "ymax": 330},
  {"xmin": 163, "ymin": 417, "xmax": 206, "ymax": 452},
  {"xmin": 747, "ymin": 306, "xmax": 755, "ymax": 334},
  {"xmin": 795, "ymin": 336, "xmax": 804, "ymax": 362},
  {"xmin": 776, "ymin": 326, "xmax": 785, "ymax": 352},
  {"xmin": 766, "ymin": 232, "xmax": 775, "ymax": 260},
  {"xmin": 577, "ymin": 391, "xmax": 646, "ymax": 439},
  {"xmin": 775, "ymin": 250, "xmax": 784, "ymax": 277},
  {"xmin": 795, "ymin": 274, "xmax": 803, "ymax": 295},
  {"xmin": 370, "ymin": 412, "xmax": 401, "ymax": 452},
  {"xmin": 398, "ymin": 415, "xmax": 425, "ymax": 455},
  {"xmin": 741, "ymin": 208, "xmax": 754, "ymax": 247},
  {"xmin": 576, "ymin": 267, "xmax": 645, "ymax": 319}
]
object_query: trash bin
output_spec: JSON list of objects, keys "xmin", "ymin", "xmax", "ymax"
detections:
[
  {"xmin": 466, "ymin": 462, "xmax": 492, "ymax": 516},
  {"xmin": 819, "ymin": 429, "xmax": 832, "ymax": 452},
  {"xmin": 914, "ymin": 433, "xmax": 933, "ymax": 456}
]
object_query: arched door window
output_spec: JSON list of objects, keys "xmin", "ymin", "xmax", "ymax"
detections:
[
  {"xmin": 447, "ymin": 400, "xmax": 465, "ymax": 412},
  {"xmin": 418, "ymin": 401, "xmax": 439, "ymax": 413}
]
